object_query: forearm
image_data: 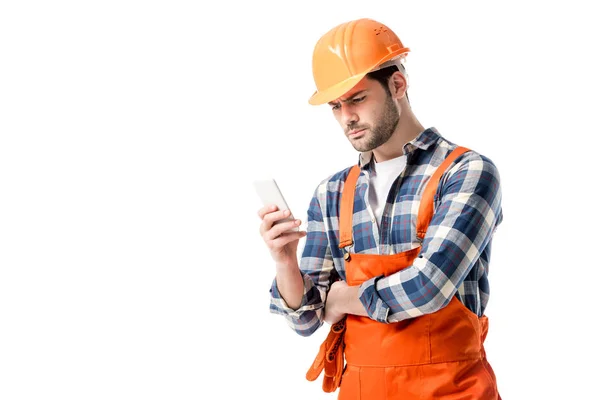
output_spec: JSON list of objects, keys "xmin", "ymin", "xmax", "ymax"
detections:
[
  {"xmin": 358, "ymin": 153, "xmax": 503, "ymax": 323},
  {"xmin": 324, "ymin": 282, "xmax": 368, "ymax": 324},
  {"xmin": 270, "ymin": 272, "xmax": 325, "ymax": 336},
  {"xmin": 336, "ymin": 285, "xmax": 368, "ymax": 317},
  {"xmin": 275, "ymin": 261, "xmax": 305, "ymax": 310},
  {"xmin": 269, "ymin": 183, "xmax": 335, "ymax": 336}
]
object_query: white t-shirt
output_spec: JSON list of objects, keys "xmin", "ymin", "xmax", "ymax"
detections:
[{"xmin": 368, "ymin": 154, "xmax": 408, "ymax": 228}]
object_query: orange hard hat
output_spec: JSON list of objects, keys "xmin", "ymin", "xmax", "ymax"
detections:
[{"xmin": 308, "ymin": 18, "xmax": 410, "ymax": 106}]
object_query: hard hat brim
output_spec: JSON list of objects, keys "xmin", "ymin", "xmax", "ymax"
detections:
[{"xmin": 308, "ymin": 73, "xmax": 367, "ymax": 106}]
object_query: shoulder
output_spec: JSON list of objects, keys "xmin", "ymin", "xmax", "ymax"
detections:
[
  {"xmin": 311, "ymin": 164, "xmax": 356, "ymax": 199},
  {"xmin": 306, "ymin": 164, "xmax": 357, "ymax": 220},
  {"xmin": 431, "ymin": 140, "xmax": 502, "ymax": 202},
  {"xmin": 430, "ymin": 134, "xmax": 501, "ymax": 183},
  {"xmin": 448, "ymin": 147, "xmax": 501, "ymax": 185}
]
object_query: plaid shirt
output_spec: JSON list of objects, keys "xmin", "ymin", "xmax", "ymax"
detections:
[{"xmin": 269, "ymin": 127, "xmax": 503, "ymax": 337}]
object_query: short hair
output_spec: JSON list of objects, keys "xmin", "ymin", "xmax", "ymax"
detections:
[{"xmin": 366, "ymin": 63, "xmax": 410, "ymax": 104}]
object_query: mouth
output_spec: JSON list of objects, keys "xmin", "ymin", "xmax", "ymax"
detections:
[{"xmin": 348, "ymin": 129, "xmax": 366, "ymax": 138}]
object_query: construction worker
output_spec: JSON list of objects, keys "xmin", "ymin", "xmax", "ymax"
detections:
[{"xmin": 258, "ymin": 17, "xmax": 503, "ymax": 399}]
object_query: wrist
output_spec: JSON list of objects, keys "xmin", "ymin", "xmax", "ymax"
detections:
[
  {"xmin": 275, "ymin": 259, "xmax": 299, "ymax": 272},
  {"xmin": 343, "ymin": 285, "xmax": 368, "ymax": 317}
]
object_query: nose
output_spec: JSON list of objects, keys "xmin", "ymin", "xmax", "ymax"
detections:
[{"xmin": 340, "ymin": 104, "xmax": 358, "ymax": 127}]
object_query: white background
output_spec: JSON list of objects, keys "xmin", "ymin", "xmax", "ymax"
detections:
[{"xmin": 1, "ymin": 1, "xmax": 598, "ymax": 399}]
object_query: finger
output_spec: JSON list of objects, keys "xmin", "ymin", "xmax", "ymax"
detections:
[
  {"xmin": 265, "ymin": 219, "xmax": 302, "ymax": 241},
  {"xmin": 267, "ymin": 230, "xmax": 307, "ymax": 249},
  {"xmin": 260, "ymin": 209, "xmax": 292, "ymax": 235},
  {"xmin": 257, "ymin": 204, "xmax": 278, "ymax": 219},
  {"xmin": 263, "ymin": 209, "xmax": 290, "ymax": 225},
  {"xmin": 258, "ymin": 206, "xmax": 282, "ymax": 235}
]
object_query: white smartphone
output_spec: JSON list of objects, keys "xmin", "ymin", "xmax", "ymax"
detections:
[{"xmin": 252, "ymin": 178, "xmax": 299, "ymax": 233}]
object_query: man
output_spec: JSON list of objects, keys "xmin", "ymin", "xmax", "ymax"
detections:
[{"xmin": 257, "ymin": 18, "xmax": 503, "ymax": 399}]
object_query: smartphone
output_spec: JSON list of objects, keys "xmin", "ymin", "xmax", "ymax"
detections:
[{"xmin": 252, "ymin": 178, "xmax": 299, "ymax": 233}]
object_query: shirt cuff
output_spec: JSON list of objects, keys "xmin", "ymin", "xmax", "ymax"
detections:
[
  {"xmin": 358, "ymin": 275, "xmax": 390, "ymax": 323},
  {"xmin": 269, "ymin": 273, "xmax": 321, "ymax": 318}
]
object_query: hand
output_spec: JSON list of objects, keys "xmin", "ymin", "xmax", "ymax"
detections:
[
  {"xmin": 324, "ymin": 280, "xmax": 349, "ymax": 325},
  {"xmin": 258, "ymin": 204, "xmax": 307, "ymax": 266}
]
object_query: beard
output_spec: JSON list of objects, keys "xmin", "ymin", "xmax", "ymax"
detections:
[{"xmin": 346, "ymin": 93, "xmax": 400, "ymax": 152}]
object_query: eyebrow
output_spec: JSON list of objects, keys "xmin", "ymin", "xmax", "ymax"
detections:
[{"xmin": 328, "ymin": 90, "xmax": 368, "ymax": 106}]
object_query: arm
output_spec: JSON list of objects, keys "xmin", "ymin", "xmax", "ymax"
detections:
[
  {"xmin": 269, "ymin": 186, "xmax": 336, "ymax": 336},
  {"xmin": 338, "ymin": 152, "xmax": 503, "ymax": 323},
  {"xmin": 274, "ymin": 257, "xmax": 304, "ymax": 310},
  {"xmin": 323, "ymin": 281, "xmax": 368, "ymax": 324}
]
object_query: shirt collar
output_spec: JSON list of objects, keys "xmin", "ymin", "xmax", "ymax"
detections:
[{"xmin": 358, "ymin": 126, "xmax": 441, "ymax": 169}]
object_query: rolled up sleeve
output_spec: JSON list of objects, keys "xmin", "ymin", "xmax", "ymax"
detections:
[
  {"xmin": 358, "ymin": 152, "xmax": 503, "ymax": 323},
  {"xmin": 269, "ymin": 186, "xmax": 335, "ymax": 336}
]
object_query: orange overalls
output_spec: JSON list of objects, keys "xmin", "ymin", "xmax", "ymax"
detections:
[{"xmin": 307, "ymin": 147, "xmax": 501, "ymax": 399}]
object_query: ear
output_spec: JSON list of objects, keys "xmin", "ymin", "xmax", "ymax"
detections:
[{"xmin": 388, "ymin": 71, "xmax": 408, "ymax": 100}]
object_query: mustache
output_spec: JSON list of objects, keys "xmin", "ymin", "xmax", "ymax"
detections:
[{"xmin": 345, "ymin": 124, "xmax": 369, "ymax": 134}]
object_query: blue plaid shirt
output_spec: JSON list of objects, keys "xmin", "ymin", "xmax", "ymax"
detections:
[{"xmin": 269, "ymin": 127, "xmax": 503, "ymax": 337}]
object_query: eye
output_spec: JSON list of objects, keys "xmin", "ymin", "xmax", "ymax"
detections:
[
  {"xmin": 352, "ymin": 96, "xmax": 366, "ymax": 104},
  {"xmin": 330, "ymin": 103, "xmax": 341, "ymax": 111}
]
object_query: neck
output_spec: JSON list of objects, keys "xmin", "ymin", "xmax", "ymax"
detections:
[{"xmin": 372, "ymin": 99, "xmax": 424, "ymax": 162}]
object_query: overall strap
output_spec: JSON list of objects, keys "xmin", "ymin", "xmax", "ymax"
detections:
[
  {"xmin": 339, "ymin": 165, "xmax": 361, "ymax": 249},
  {"xmin": 416, "ymin": 146, "xmax": 470, "ymax": 241}
]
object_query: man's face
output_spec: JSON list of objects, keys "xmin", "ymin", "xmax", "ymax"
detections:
[{"xmin": 327, "ymin": 76, "xmax": 400, "ymax": 153}]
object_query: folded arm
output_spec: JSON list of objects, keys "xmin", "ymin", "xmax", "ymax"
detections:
[{"xmin": 350, "ymin": 152, "xmax": 503, "ymax": 323}]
